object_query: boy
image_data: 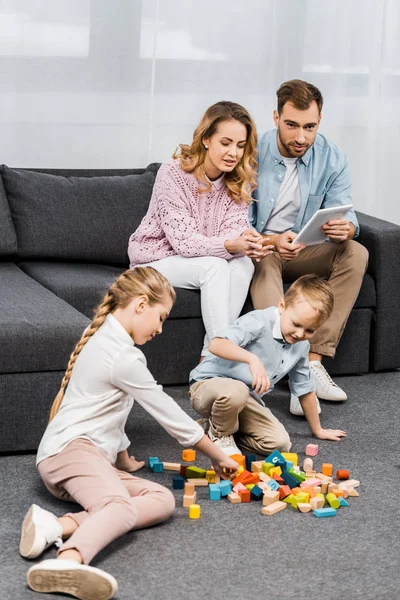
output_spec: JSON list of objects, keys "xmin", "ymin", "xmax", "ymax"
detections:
[{"xmin": 189, "ymin": 275, "xmax": 346, "ymax": 455}]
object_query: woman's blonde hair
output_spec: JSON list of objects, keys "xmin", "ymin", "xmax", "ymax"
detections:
[
  {"xmin": 49, "ymin": 267, "xmax": 175, "ymax": 422},
  {"xmin": 284, "ymin": 274, "xmax": 334, "ymax": 326},
  {"xmin": 173, "ymin": 101, "xmax": 257, "ymax": 205}
]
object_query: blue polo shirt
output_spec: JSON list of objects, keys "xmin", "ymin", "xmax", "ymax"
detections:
[
  {"xmin": 250, "ymin": 128, "xmax": 360, "ymax": 237},
  {"xmin": 189, "ymin": 307, "xmax": 315, "ymax": 400}
]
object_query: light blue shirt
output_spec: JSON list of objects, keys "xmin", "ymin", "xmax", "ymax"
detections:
[
  {"xmin": 250, "ymin": 128, "xmax": 360, "ymax": 237},
  {"xmin": 189, "ymin": 307, "xmax": 315, "ymax": 400}
]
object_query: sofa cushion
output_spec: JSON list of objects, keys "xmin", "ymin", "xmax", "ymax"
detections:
[
  {"xmin": 0, "ymin": 263, "xmax": 89, "ymax": 373},
  {"xmin": 1, "ymin": 164, "xmax": 158, "ymax": 265},
  {"xmin": 0, "ymin": 176, "xmax": 17, "ymax": 256}
]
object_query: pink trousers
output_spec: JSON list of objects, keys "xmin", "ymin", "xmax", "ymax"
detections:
[{"xmin": 38, "ymin": 438, "xmax": 175, "ymax": 564}]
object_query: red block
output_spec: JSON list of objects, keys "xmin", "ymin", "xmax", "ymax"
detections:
[
  {"xmin": 272, "ymin": 473, "xmax": 284, "ymax": 484},
  {"xmin": 232, "ymin": 470, "xmax": 251, "ymax": 487},
  {"xmin": 238, "ymin": 489, "xmax": 251, "ymax": 503},
  {"xmin": 279, "ymin": 485, "xmax": 291, "ymax": 500},
  {"xmin": 241, "ymin": 473, "xmax": 260, "ymax": 486}
]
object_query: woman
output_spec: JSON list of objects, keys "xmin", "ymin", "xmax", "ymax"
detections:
[{"xmin": 128, "ymin": 101, "xmax": 270, "ymax": 357}]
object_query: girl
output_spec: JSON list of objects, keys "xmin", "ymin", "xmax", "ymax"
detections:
[
  {"xmin": 20, "ymin": 267, "xmax": 238, "ymax": 600},
  {"xmin": 128, "ymin": 101, "xmax": 272, "ymax": 358}
]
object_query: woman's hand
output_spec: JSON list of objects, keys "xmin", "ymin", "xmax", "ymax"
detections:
[{"xmin": 248, "ymin": 355, "xmax": 270, "ymax": 395}]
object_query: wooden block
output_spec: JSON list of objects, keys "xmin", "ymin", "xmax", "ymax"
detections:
[
  {"xmin": 228, "ymin": 492, "xmax": 241, "ymax": 504},
  {"xmin": 321, "ymin": 482, "xmax": 329, "ymax": 494},
  {"xmin": 315, "ymin": 473, "xmax": 332, "ymax": 482},
  {"xmin": 238, "ymin": 489, "xmax": 251, "ymax": 503},
  {"xmin": 326, "ymin": 492, "xmax": 340, "ymax": 509},
  {"xmin": 313, "ymin": 507, "xmax": 336, "ymax": 518},
  {"xmin": 241, "ymin": 472, "xmax": 260, "ymax": 486},
  {"xmin": 185, "ymin": 466, "xmax": 207, "ymax": 479},
  {"xmin": 307, "ymin": 487, "xmax": 317, "ymax": 498},
  {"xmin": 295, "ymin": 492, "xmax": 310, "ymax": 504},
  {"xmin": 301, "ymin": 477, "xmax": 321, "ymax": 489},
  {"xmin": 230, "ymin": 454, "xmax": 246, "ymax": 469},
  {"xmin": 328, "ymin": 483, "xmax": 337, "ymax": 494},
  {"xmin": 251, "ymin": 461, "xmax": 264, "ymax": 473},
  {"xmin": 257, "ymin": 482, "xmax": 271, "ymax": 492},
  {"xmin": 258, "ymin": 472, "xmax": 272, "ymax": 482},
  {"xmin": 278, "ymin": 485, "xmax": 291, "ymax": 500},
  {"xmin": 310, "ymin": 497, "xmax": 324, "ymax": 510},
  {"xmin": 314, "ymin": 486, "xmax": 322, "ymax": 493},
  {"xmin": 303, "ymin": 457, "xmax": 313, "ymax": 472},
  {"xmin": 260, "ymin": 501, "xmax": 287, "ymax": 516},
  {"xmin": 233, "ymin": 482, "xmax": 247, "ymax": 494},
  {"xmin": 209, "ymin": 484, "xmax": 221, "ymax": 501},
  {"xmin": 336, "ymin": 469, "xmax": 350, "ymax": 480},
  {"xmin": 262, "ymin": 490, "xmax": 280, "ymax": 506},
  {"xmin": 188, "ymin": 504, "xmax": 201, "ymax": 519},
  {"xmin": 322, "ymin": 463, "xmax": 333, "ymax": 477},
  {"xmin": 205, "ymin": 470, "xmax": 216, "ymax": 483},
  {"xmin": 305, "ymin": 444, "xmax": 319, "ymax": 456},
  {"xmin": 269, "ymin": 466, "xmax": 282, "ymax": 477},
  {"xmin": 163, "ymin": 462, "xmax": 181, "ymax": 471},
  {"xmin": 297, "ymin": 502, "xmax": 312, "ymax": 513},
  {"xmin": 183, "ymin": 493, "xmax": 196, "ymax": 508},
  {"xmin": 261, "ymin": 462, "xmax": 274, "ymax": 475},
  {"xmin": 345, "ymin": 479, "xmax": 360, "ymax": 489},
  {"xmin": 182, "ymin": 449, "xmax": 196, "ymax": 462},
  {"xmin": 282, "ymin": 452, "xmax": 298, "ymax": 466},
  {"xmin": 316, "ymin": 493, "xmax": 325, "ymax": 506},
  {"xmin": 172, "ymin": 475, "xmax": 185, "ymax": 490},
  {"xmin": 184, "ymin": 483, "xmax": 195, "ymax": 495},
  {"xmin": 348, "ymin": 488, "xmax": 359, "ymax": 497},
  {"xmin": 186, "ymin": 478, "xmax": 209, "ymax": 487},
  {"xmin": 332, "ymin": 488, "xmax": 344, "ymax": 498},
  {"xmin": 232, "ymin": 470, "xmax": 251, "ymax": 487}
]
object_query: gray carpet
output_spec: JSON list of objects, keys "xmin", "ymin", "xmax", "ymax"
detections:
[{"xmin": 1, "ymin": 372, "xmax": 399, "ymax": 600}]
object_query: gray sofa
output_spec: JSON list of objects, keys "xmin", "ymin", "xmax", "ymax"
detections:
[{"xmin": 1, "ymin": 163, "xmax": 399, "ymax": 453}]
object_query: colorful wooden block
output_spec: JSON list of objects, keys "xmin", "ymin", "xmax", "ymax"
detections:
[
  {"xmin": 305, "ymin": 444, "xmax": 319, "ymax": 456},
  {"xmin": 205, "ymin": 470, "xmax": 216, "ymax": 483},
  {"xmin": 322, "ymin": 463, "xmax": 333, "ymax": 477},
  {"xmin": 188, "ymin": 504, "xmax": 201, "ymax": 519},
  {"xmin": 282, "ymin": 452, "xmax": 298, "ymax": 466},
  {"xmin": 339, "ymin": 496, "xmax": 350, "ymax": 507},
  {"xmin": 251, "ymin": 461, "xmax": 264, "ymax": 473},
  {"xmin": 269, "ymin": 466, "xmax": 282, "ymax": 477},
  {"xmin": 345, "ymin": 479, "xmax": 360, "ymax": 489},
  {"xmin": 148, "ymin": 457, "xmax": 159, "ymax": 468},
  {"xmin": 241, "ymin": 472, "xmax": 260, "ymax": 486},
  {"xmin": 238, "ymin": 489, "xmax": 251, "ymax": 503},
  {"xmin": 278, "ymin": 485, "xmax": 291, "ymax": 500},
  {"xmin": 180, "ymin": 465, "xmax": 187, "ymax": 477},
  {"xmin": 258, "ymin": 472, "xmax": 272, "ymax": 483},
  {"xmin": 232, "ymin": 470, "xmax": 251, "ymax": 487},
  {"xmin": 348, "ymin": 488, "xmax": 360, "ymax": 497},
  {"xmin": 186, "ymin": 478, "xmax": 209, "ymax": 487},
  {"xmin": 310, "ymin": 497, "xmax": 324, "ymax": 510},
  {"xmin": 313, "ymin": 508, "xmax": 337, "ymax": 518},
  {"xmin": 265, "ymin": 449, "xmax": 286, "ymax": 465},
  {"xmin": 183, "ymin": 492, "xmax": 196, "ymax": 507},
  {"xmin": 184, "ymin": 483, "xmax": 195, "ymax": 495},
  {"xmin": 185, "ymin": 466, "xmax": 207, "ymax": 479},
  {"xmin": 260, "ymin": 501, "xmax": 287, "ymax": 516},
  {"xmin": 301, "ymin": 477, "xmax": 321, "ymax": 489},
  {"xmin": 297, "ymin": 502, "xmax": 312, "ymax": 513},
  {"xmin": 282, "ymin": 494, "xmax": 297, "ymax": 508},
  {"xmin": 280, "ymin": 470, "xmax": 300, "ymax": 489},
  {"xmin": 163, "ymin": 462, "xmax": 181, "ymax": 471},
  {"xmin": 230, "ymin": 454, "xmax": 246, "ymax": 469},
  {"xmin": 172, "ymin": 475, "xmax": 185, "ymax": 489},
  {"xmin": 209, "ymin": 484, "xmax": 221, "ymax": 501},
  {"xmin": 152, "ymin": 462, "xmax": 164, "ymax": 473},
  {"xmin": 245, "ymin": 454, "xmax": 257, "ymax": 471},
  {"xmin": 267, "ymin": 480, "xmax": 280, "ymax": 491},
  {"xmin": 295, "ymin": 492, "xmax": 310, "ymax": 504},
  {"xmin": 288, "ymin": 468, "xmax": 305, "ymax": 483},
  {"xmin": 219, "ymin": 480, "xmax": 233, "ymax": 497},
  {"xmin": 182, "ymin": 449, "xmax": 196, "ymax": 462},
  {"xmin": 250, "ymin": 485, "xmax": 264, "ymax": 501},
  {"xmin": 326, "ymin": 492, "xmax": 340, "ymax": 509},
  {"xmin": 336, "ymin": 469, "xmax": 350, "ymax": 480},
  {"xmin": 263, "ymin": 490, "xmax": 280, "ymax": 506},
  {"xmin": 261, "ymin": 462, "xmax": 274, "ymax": 475},
  {"xmin": 233, "ymin": 482, "xmax": 247, "ymax": 494},
  {"xmin": 228, "ymin": 492, "xmax": 241, "ymax": 504}
]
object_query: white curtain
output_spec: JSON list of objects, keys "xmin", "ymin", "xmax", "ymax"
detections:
[{"xmin": 0, "ymin": 0, "xmax": 399, "ymax": 223}]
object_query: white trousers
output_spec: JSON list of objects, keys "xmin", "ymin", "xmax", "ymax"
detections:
[{"xmin": 142, "ymin": 255, "xmax": 254, "ymax": 355}]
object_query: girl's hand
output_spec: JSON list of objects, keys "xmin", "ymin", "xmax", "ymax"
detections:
[
  {"xmin": 314, "ymin": 428, "xmax": 347, "ymax": 441},
  {"xmin": 212, "ymin": 455, "xmax": 240, "ymax": 479},
  {"xmin": 116, "ymin": 455, "xmax": 145, "ymax": 472},
  {"xmin": 249, "ymin": 355, "xmax": 270, "ymax": 395}
]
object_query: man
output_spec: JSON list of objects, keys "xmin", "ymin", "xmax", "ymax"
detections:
[{"xmin": 248, "ymin": 79, "xmax": 368, "ymax": 416}]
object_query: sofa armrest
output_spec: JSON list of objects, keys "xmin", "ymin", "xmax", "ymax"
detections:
[{"xmin": 356, "ymin": 211, "xmax": 400, "ymax": 310}]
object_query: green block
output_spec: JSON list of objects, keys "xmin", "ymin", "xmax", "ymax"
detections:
[
  {"xmin": 261, "ymin": 462, "xmax": 274, "ymax": 475},
  {"xmin": 288, "ymin": 467, "xmax": 305, "ymax": 483},
  {"xmin": 185, "ymin": 466, "xmax": 207, "ymax": 478},
  {"xmin": 282, "ymin": 494, "xmax": 298, "ymax": 509}
]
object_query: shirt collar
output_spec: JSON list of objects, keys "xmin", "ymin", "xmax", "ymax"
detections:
[
  {"xmin": 271, "ymin": 307, "xmax": 286, "ymax": 344},
  {"xmin": 271, "ymin": 129, "xmax": 311, "ymax": 167},
  {"xmin": 106, "ymin": 313, "xmax": 135, "ymax": 346},
  {"xmin": 206, "ymin": 173, "xmax": 225, "ymax": 190}
]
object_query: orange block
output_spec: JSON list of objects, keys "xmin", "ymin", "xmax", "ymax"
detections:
[
  {"xmin": 336, "ymin": 469, "xmax": 350, "ymax": 480},
  {"xmin": 272, "ymin": 473, "xmax": 284, "ymax": 484},
  {"xmin": 238, "ymin": 488, "xmax": 251, "ymax": 503},
  {"xmin": 279, "ymin": 485, "xmax": 291, "ymax": 500},
  {"xmin": 182, "ymin": 449, "xmax": 196, "ymax": 462},
  {"xmin": 332, "ymin": 488, "xmax": 344, "ymax": 498},
  {"xmin": 241, "ymin": 472, "xmax": 260, "ymax": 486},
  {"xmin": 322, "ymin": 463, "xmax": 333, "ymax": 477},
  {"xmin": 230, "ymin": 454, "xmax": 246, "ymax": 469},
  {"xmin": 307, "ymin": 487, "xmax": 317, "ymax": 498},
  {"xmin": 232, "ymin": 470, "xmax": 251, "ymax": 487},
  {"xmin": 292, "ymin": 487, "xmax": 303, "ymax": 495}
]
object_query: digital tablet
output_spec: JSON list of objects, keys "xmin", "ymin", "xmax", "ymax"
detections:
[{"xmin": 293, "ymin": 204, "xmax": 353, "ymax": 246}]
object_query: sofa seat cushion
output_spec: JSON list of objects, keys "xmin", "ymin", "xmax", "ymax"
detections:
[
  {"xmin": 1, "ymin": 164, "xmax": 158, "ymax": 265},
  {"xmin": 0, "ymin": 263, "xmax": 89, "ymax": 373}
]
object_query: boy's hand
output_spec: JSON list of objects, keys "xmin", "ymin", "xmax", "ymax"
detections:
[
  {"xmin": 116, "ymin": 455, "xmax": 145, "ymax": 472},
  {"xmin": 314, "ymin": 428, "xmax": 347, "ymax": 441},
  {"xmin": 249, "ymin": 355, "xmax": 270, "ymax": 395}
]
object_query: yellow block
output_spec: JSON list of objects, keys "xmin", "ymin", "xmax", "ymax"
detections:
[
  {"xmin": 245, "ymin": 484, "xmax": 255, "ymax": 491},
  {"xmin": 236, "ymin": 465, "xmax": 245, "ymax": 475},
  {"xmin": 295, "ymin": 492, "xmax": 310, "ymax": 503},
  {"xmin": 205, "ymin": 470, "xmax": 216, "ymax": 483},
  {"xmin": 269, "ymin": 466, "xmax": 282, "ymax": 477},
  {"xmin": 188, "ymin": 504, "xmax": 201, "ymax": 519},
  {"xmin": 316, "ymin": 493, "xmax": 325, "ymax": 506},
  {"xmin": 282, "ymin": 452, "xmax": 298, "ymax": 466}
]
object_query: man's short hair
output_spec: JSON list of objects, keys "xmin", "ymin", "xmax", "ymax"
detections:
[{"xmin": 277, "ymin": 80, "xmax": 323, "ymax": 115}]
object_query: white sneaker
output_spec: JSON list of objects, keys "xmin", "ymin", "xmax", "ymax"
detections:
[
  {"xmin": 208, "ymin": 422, "xmax": 242, "ymax": 456},
  {"xmin": 310, "ymin": 361, "xmax": 348, "ymax": 401},
  {"xmin": 20, "ymin": 504, "xmax": 63, "ymax": 559},
  {"xmin": 27, "ymin": 559, "xmax": 118, "ymax": 600},
  {"xmin": 290, "ymin": 393, "xmax": 321, "ymax": 417}
]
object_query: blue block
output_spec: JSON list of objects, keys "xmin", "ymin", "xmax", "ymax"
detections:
[
  {"xmin": 264, "ymin": 449, "xmax": 285, "ymax": 466},
  {"xmin": 285, "ymin": 461, "xmax": 294, "ymax": 471},
  {"xmin": 250, "ymin": 485, "xmax": 263, "ymax": 501},
  {"xmin": 267, "ymin": 480, "xmax": 280, "ymax": 491},
  {"xmin": 148, "ymin": 456, "xmax": 159, "ymax": 468},
  {"xmin": 280, "ymin": 470, "xmax": 299, "ymax": 489},
  {"xmin": 219, "ymin": 480, "xmax": 232, "ymax": 497},
  {"xmin": 245, "ymin": 454, "xmax": 257, "ymax": 471},
  {"xmin": 314, "ymin": 508, "xmax": 337, "ymax": 518},
  {"xmin": 339, "ymin": 496, "xmax": 350, "ymax": 507},
  {"xmin": 209, "ymin": 484, "xmax": 221, "ymax": 501},
  {"xmin": 172, "ymin": 476, "xmax": 185, "ymax": 490},
  {"xmin": 152, "ymin": 462, "xmax": 164, "ymax": 473}
]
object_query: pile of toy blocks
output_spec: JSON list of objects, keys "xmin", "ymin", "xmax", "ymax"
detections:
[{"xmin": 147, "ymin": 445, "xmax": 360, "ymax": 519}]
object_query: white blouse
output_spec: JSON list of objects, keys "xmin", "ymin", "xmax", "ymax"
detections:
[{"xmin": 37, "ymin": 313, "xmax": 204, "ymax": 465}]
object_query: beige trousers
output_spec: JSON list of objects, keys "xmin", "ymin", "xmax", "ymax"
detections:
[
  {"xmin": 251, "ymin": 240, "xmax": 369, "ymax": 358},
  {"xmin": 189, "ymin": 378, "xmax": 291, "ymax": 455},
  {"xmin": 38, "ymin": 438, "xmax": 175, "ymax": 565}
]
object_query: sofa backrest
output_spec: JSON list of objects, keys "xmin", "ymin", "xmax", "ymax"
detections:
[
  {"xmin": 0, "ymin": 175, "xmax": 18, "ymax": 257},
  {"xmin": 0, "ymin": 164, "xmax": 161, "ymax": 266}
]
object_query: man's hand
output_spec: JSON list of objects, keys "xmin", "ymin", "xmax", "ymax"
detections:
[
  {"xmin": 274, "ymin": 231, "xmax": 305, "ymax": 260},
  {"xmin": 314, "ymin": 428, "xmax": 347, "ymax": 442},
  {"xmin": 115, "ymin": 454, "xmax": 145, "ymax": 473},
  {"xmin": 248, "ymin": 355, "xmax": 270, "ymax": 395},
  {"xmin": 321, "ymin": 219, "xmax": 355, "ymax": 242}
]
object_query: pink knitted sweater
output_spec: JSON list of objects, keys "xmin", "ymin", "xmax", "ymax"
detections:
[{"xmin": 128, "ymin": 159, "xmax": 250, "ymax": 266}]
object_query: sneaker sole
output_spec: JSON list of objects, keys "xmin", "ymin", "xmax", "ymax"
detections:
[
  {"xmin": 20, "ymin": 505, "xmax": 43, "ymax": 559},
  {"xmin": 27, "ymin": 565, "xmax": 116, "ymax": 600}
]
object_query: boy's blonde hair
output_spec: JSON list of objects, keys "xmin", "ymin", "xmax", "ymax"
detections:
[
  {"xmin": 284, "ymin": 274, "xmax": 334, "ymax": 325},
  {"xmin": 173, "ymin": 101, "xmax": 257, "ymax": 205},
  {"xmin": 49, "ymin": 267, "xmax": 175, "ymax": 422}
]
